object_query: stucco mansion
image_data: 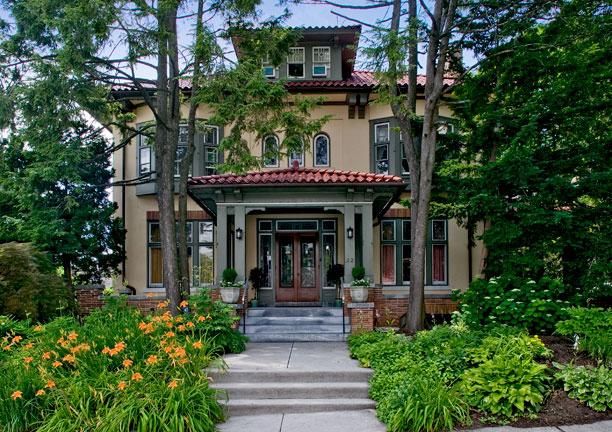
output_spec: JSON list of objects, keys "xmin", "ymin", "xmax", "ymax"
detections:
[{"xmin": 109, "ymin": 26, "xmax": 484, "ymax": 330}]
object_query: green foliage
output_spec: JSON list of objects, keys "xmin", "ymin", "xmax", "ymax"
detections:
[
  {"xmin": 556, "ymin": 307, "xmax": 612, "ymax": 361},
  {"xmin": 0, "ymin": 242, "xmax": 73, "ymax": 321},
  {"xmin": 386, "ymin": 372, "xmax": 471, "ymax": 432},
  {"xmin": 441, "ymin": 0, "xmax": 612, "ymax": 299},
  {"xmin": 352, "ymin": 266, "xmax": 366, "ymax": 280},
  {"xmin": 461, "ymin": 355, "xmax": 551, "ymax": 421},
  {"xmin": 455, "ymin": 275, "xmax": 570, "ymax": 334},
  {"xmin": 556, "ymin": 364, "xmax": 612, "ymax": 412},
  {"xmin": 0, "ymin": 298, "xmax": 227, "ymax": 431},
  {"xmin": 221, "ymin": 268, "xmax": 238, "ymax": 284},
  {"xmin": 466, "ymin": 331, "xmax": 553, "ymax": 364},
  {"xmin": 248, "ymin": 267, "xmax": 266, "ymax": 291},
  {"xmin": 349, "ymin": 330, "xmax": 410, "ymax": 369},
  {"xmin": 187, "ymin": 291, "xmax": 248, "ymax": 354}
]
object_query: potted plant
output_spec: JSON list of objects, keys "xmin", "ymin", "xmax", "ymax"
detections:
[
  {"xmin": 326, "ymin": 264, "xmax": 344, "ymax": 307},
  {"xmin": 219, "ymin": 267, "xmax": 242, "ymax": 303},
  {"xmin": 248, "ymin": 267, "xmax": 266, "ymax": 308},
  {"xmin": 350, "ymin": 266, "xmax": 371, "ymax": 302}
]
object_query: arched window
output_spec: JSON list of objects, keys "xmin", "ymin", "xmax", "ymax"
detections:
[
  {"xmin": 262, "ymin": 135, "xmax": 279, "ymax": 168},
  {"xmin": 313, "ymin": 133, "xmax": 330, "ymax": 167}
]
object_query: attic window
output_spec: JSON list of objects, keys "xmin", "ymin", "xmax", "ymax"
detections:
[
  {"xmin": 312, "ymin": 47, "xmax": 330, "ymax": 77},
  {"xmin": 287, "ymin": 47, "xmax": 305, "ymax": 78},
  {"xmin": 262, "ymin": 54, "xmax": 275, "ymax": 78}
]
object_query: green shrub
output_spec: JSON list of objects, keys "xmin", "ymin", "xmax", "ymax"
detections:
[
  {"xmin": 455, "ymin": 275, "xmax": 570, "ymax": 334},
  {"xmin": 556, "ymin": 364, "xmax": 612, "ymax": 412},
  {"xmin": 556, "ymin": 307, "xmax": 612, "ymax": 361},
  {"xmin": 187, "ymin": 291, "xmax": 248, "ymax": 354},
  {"xmin": 352, "ymin": 266, "xmax": 366, "ymax": 280},
  {"xmin": 221, "ymin": 267, "xmax": 238, "ymax": 283},
  {"xmin": 0, "ymin": 242, "xmax": 73, "ymax": 321},
  {"xmin": 0, "ymin": 297, "xmax": 226, "ymax": 431},
  {"xmin": 466, "ymin": 331, "xmax": 552, "ymax": 364},
  {"xmin": 349, "ymin": 330, "xmax": 410, "ymax": 369},
  {"xmin": 460, "ymin": 356, "xmax": 551, "ymax": 420},
  {"xmin": 385, "ymin": 372, "xmax": 471, "ymax": 432}
]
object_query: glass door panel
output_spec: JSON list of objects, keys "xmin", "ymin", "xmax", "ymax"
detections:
[
  {"xmin": 300, "ymin": 239, "xmax": 316, "ymax": 288},
  {"xmin": 280, "ymin": 239, "xmax": 294, "ymax": 288}
]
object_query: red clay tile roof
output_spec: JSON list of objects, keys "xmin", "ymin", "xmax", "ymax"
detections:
[
  {"xmin": 111, "ymin": 71, "xmax": 455, "ymax": 93},
  {"xmin": 189, "ymin": 167, "xmax": 404, "ymax": 187}
]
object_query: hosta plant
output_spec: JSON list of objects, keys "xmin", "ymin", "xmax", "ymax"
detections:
[{"xmin": 556, "ymin": 364, "xmax": 612, "ymax": 412}]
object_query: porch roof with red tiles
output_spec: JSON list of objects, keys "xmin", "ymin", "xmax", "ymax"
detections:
[{"xmin": 188, "ymin": 166, "xmax": 405, "ymax": 188}]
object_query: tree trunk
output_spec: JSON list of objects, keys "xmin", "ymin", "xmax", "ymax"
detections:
[
  {"xmin": 178, "ymin": 0, "xmax": 205, "ymax": 299},
  {"xmin": 155, "ymin": 3, "xmax": 180, "ymax": 314},
  {"xmin": 62, "ymin": 256, "xmax": 73, "ymax": 292}
]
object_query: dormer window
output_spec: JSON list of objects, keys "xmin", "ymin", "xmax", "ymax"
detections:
[
  {"xmin": 262, "ymin": 53, "xmax": 275, "ymax": 78},
  {"xmin": 312, "ymin": 47, "xmax": 330, "ymax": 77},
  {"xmin": 287, "ymin": 47, "xmax": 305, "ymax": 78}
]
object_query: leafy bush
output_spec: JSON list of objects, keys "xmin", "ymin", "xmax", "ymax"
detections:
[
  {"xmin": 556, "ymin": 307, "xmax": 612, "ymax": 361},
  {"xmin": 349, "ymin": 330, "xmax": 410, "ymax": 369},
  {"xmin": 455, "ymin": 275, "xmax": 570, "ymax": 334},
  {"xmin": 466, "ymin": 331, "xmax": 552, "ymax": 364},
  {"xmin": 0, "ymin": 298, "xmax": 226, "ymax": 431},
  {"xmin": 386, "ymin": 373, "xmax": 471, "ymax": 432},
  {"xmin": 0, "ymin": 242, "xmax": 73, "ymax": 321},
  {"xmin": 352, "ymin": 266, "xmax": 366, "ymax": 280},
  {"xmin": 187, "ymin": 291, "xmax": 248, "ymax": 354},
  {"xmin": 460, "ymin": 356, "xmax": 551, "ymax": 420},
  {"xmin": 221, "ymin": 267, "xmax": 238, "ymax": 283},
  {"xmin": 556, "ymin": 364, "xmax": 612, "ymax": 412}
]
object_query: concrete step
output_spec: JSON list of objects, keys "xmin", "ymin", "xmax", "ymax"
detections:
[
  {"xmin": 247, "ymin": 307, "xmax": 344, "ymax": 318},
  {"xmin": 245, "ymin": 316, "xmax": 345, "ymax": 326},
  {"xmin": 211, "ymin": 382, "xmax": 370, "ymax": 399},
  {"xmin": 244, "ymin": 332, "xmax": 349, "ymax": 342},
  {"xmin": 244, "ymin": 324, "xmax": 348, "ymax": 334},
  {"xmin": 221, "ymin": 398, "xmax": 376, "ymax": 416},
  {"xmin": 210, "ymin": 369, "xmax": 371, "ymax": 384}
]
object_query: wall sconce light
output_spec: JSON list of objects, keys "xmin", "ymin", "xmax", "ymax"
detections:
[
  {"xmin": 235, "ymin": 228, "xmax": 243, "ymax": 240},
  {"xmin": 347, "ymin": 227, "xmax": 354, "ymax": 239}
]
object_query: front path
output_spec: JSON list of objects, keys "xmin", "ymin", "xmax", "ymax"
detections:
[{"xmin": 215, "ymin": 342, "xmax": 386, "ymax": 432}]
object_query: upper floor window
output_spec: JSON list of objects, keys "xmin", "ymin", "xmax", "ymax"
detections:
[
  {"xmin": 263, "ymin": 135, "xmax": 280, "ymax": 168},
  {"xmin": 288, "ymin": 140, "xmax": 304, "ymax": 167},
  {"xmin": 262, "ymin": 53, "xmax": 275, "ymax": 78},
  {"xmin": 202, "ymin": 125, "xmax": 219, "ymax": 175},
  {"xmin": 137, "ymin": 131, "xmax": 152, "ymax": 176},
  {"xmin": 313, "ymin": 134, "xmax": 330, "ymax": 167},
  {"xmin": 287, "ymin": 47, "xmax": 305, "ymax": 78},
  {"xmin": 175, "ymin": 125, "xmax": 189, "ymax": 177},
  {"xmin": 312, "ymin": 47, "xmax": 330, "ymax": 77},
  {"xmin": 399, "ymin": 131, "xmax": 409, "ymax": 175},
  {"xmin": 374, "ymin": 122, "xmax": 390, "ymax": 174}
]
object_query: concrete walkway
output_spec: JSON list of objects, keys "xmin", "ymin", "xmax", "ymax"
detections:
[{"xmin": 216, "ymin": 342, "xmax": 386, "ymax": 432}]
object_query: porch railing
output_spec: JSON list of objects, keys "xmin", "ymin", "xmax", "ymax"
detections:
[{"xmin": 241, "ymin": 281, "xmax": 248, "ymax": 334}]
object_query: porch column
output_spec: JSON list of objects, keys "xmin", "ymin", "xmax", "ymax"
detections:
[
  {"xmin": 362, "ymin": 203, "xmax": 374, "ymax": 281},
  {"xmin": 234, "ymin": 205, "xmax": 246, "ymax": 282},
  {"xmin": 344, "ymin": 204, "xmax": 356, "ymax": 283},
  {"xmin": 215, "ymin": 205, "xmax": 228, "ymax": 285}
]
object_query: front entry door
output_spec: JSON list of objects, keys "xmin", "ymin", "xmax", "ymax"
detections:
[{"xmin": 276, "ymin": 234, "xmax": 320, "ymax": 302}]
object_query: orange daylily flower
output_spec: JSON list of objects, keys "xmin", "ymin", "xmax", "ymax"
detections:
[
  {"xmin": 12, "ymin": 336, "xmax": 23, "ymax": 343},
  {"xmin": 24, "ymin": 343, "xmax": 34, "ymax": 349},
  {"xmin": 62, "ymin": 354, "xmax": 76, "ymax": 364},
  {"xmin": 186, "ymin": 321, "xmax": 195, "ymax": 328},
  {"xmin": 138, "ymin": 322, "xmax": 148, "ymax": 331},
  {"xmin": 167, "ymin": 380, "xmax": 178, "ymax": 389},
  {"xmin": 42, "ymin": 352, "xmax": 51, "ymax": 360},
  {"xmin": 197, "ymin": 315, "xmax": 206, "ymax": 323},
  {"xmin": 177, "ymin": 325, "xmax": 186, "ymax": 332},
  {"xmin": 45, "ymin": 380, "xmax": 56, "ymax": 389},
  {"xmin": 101, "ymin": 346, "xmax": 111, "ymax": 355},
  {"xmin": 145, "ymin": 355, "xmax": 158, "ymax": 365},
  {"xmin": 157, "ymin": 301, "xmax": 168, "ymax": 309},
  {"xmin": 24, "ymin": 356, "xmax": 33, "ymax": 364},
  {"xmin": 164, "ymin": 346, "xmax": 173, "ymax": 354},
  {"xmin": 118, "ymin": 381, "xmax": 127, "ymax": 391},
  {"xmin": 166, "ymin": 322, "xmax": 173, "ymax": 328},
  {"xmin": 179, "ymin": 300, "xmax": 189, "ymax": 308},
  {"xmin": 33, "ymin": 325, "xmax": 44, "ymax": 332},
  {"xmin": 174, "ymin": 316, "xmax": 184, "ymax": 323},
  {"xmin": 193, "ymin": 341, "xmax": 203, "ymax": 349},
  {"xmin": 52, "ymin": 361, "xmax": 62, "ymax": 368},
  {"xmin": 35, "ymin": 389, "xmax": 45, "ymax": 397},
  {"xmin": 67, "ymin": 332, "xmax": 78, "ymax": 341},
  {"xmin": 123, "ymin": 359, "xmax": 133, "ymax": 368},
  {"xmin": 11, "ymin": 391, "xmax": 22, "ymax": 400},
  {"xmin": 164, "ymin": 331, "xmax": 175, "ymax": 338},
  {"xmin": 131, "ymin": 373, "xmax": 143, "ymax": 382}
]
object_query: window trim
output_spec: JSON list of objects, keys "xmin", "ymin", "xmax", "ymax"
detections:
[
  {"xmin": 137, "ymin": 132, "xmax": 152, "ymax": 176},
  {"xmin": 313, "ymin": 133, "xmax": 330, "ymax": 167},
  {"xmin": 312, "ymin": 46, "xmax": 331, "ymax": 77},
  {"xmin": 287, "ymin": 141, "xmax": 305, "ymax": 167},
  {"xmin": 287, "ymin": 47, "xmax": 305, "ymax": 79},
  {"xmin": 262, "ymin": 134, "xmax": 280, "ymax": 168}
]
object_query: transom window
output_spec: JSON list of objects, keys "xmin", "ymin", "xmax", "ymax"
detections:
[
  {"xmin": 263, "ymin": 135, "xmax": 280, "ymax": 168},
  {"xmin": 312, "ymin": 47, "xmax": 330, "ymax": 77},
  {"xmin": 313, "ymin": 134, "xmax": 330, "ymax": 167},
  {"xmin": 287, "ymin": 47, "xmax": 305, "ymax": 78}
]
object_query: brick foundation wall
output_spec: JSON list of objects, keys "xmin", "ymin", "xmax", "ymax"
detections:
[
  {"xmin": 349, "ymin": 304, "xmax": 375, "ymax": 334},
  {"xmin": 76, "ymin": 285, "xmax": 166, "ymax": 317},
  {"xmin": 344, "ymin": 287, "xmax": 457, "ymax": 328}
]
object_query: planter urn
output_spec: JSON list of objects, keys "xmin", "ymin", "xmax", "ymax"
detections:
[
  {"xmin": 350, "ymin": 286, "xmax": 370, "ymax": 302},
  {"xmin": 220, "ymin": 286, "xmax": 241, "ymax": 303}
]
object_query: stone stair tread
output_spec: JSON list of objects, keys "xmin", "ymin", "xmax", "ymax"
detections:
[
  {"xmin": 244, "ymin": 325, "xmax": 348, "ymax": 333},
  {"xmin": 244, "ymin": 332, "xmax": 349, "ymax": 342},
  {"xmin": 212, "ymin": 382, "xmax": 369, "ymax": 389},
  {"xmin": 221, "ymin": 398, "xmax": 376, "ymax": 416},
  {"xmin": 210, "ymin": 369, "xmax": 371, "ymax": 384}
]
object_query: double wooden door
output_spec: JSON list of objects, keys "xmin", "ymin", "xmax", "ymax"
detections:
[{"xmin": 276, "ymin": 233, "xmax": 320, "ymax": 302}]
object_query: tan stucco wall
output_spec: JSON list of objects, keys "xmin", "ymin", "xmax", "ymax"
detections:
[{"xmin": 112, "ymin": 92, "xmax": 482, "ymax": 296}]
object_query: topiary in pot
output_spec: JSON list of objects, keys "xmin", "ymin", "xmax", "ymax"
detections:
[
  {"xmin": 350, "ymin": 266, "xmax": 371, "ymax": 302},
  {"xmin": 220, "ymin": 267, "xmax": 241, "ymax": 303},
  {"xmin": 326, "ymin": 264, "xmax": 345, "ymax": 307},
  {"xmin": 248, "ymin": 267, "xmax": 266, "ymax": 307}
]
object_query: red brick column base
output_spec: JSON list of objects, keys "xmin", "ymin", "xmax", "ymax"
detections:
[{"xmin": 348, "ymin": 303, "xmax": 375, "ymax": 334}]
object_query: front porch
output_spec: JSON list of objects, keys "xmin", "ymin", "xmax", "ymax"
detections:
[{"xmin": 188, "ymin": 166, "xmax": 405, "ymax": 307}]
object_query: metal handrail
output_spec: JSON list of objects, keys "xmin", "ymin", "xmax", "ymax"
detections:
[{"xmin": 241, "ymin": 280, "xmax": 248, "ymax": 334}]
